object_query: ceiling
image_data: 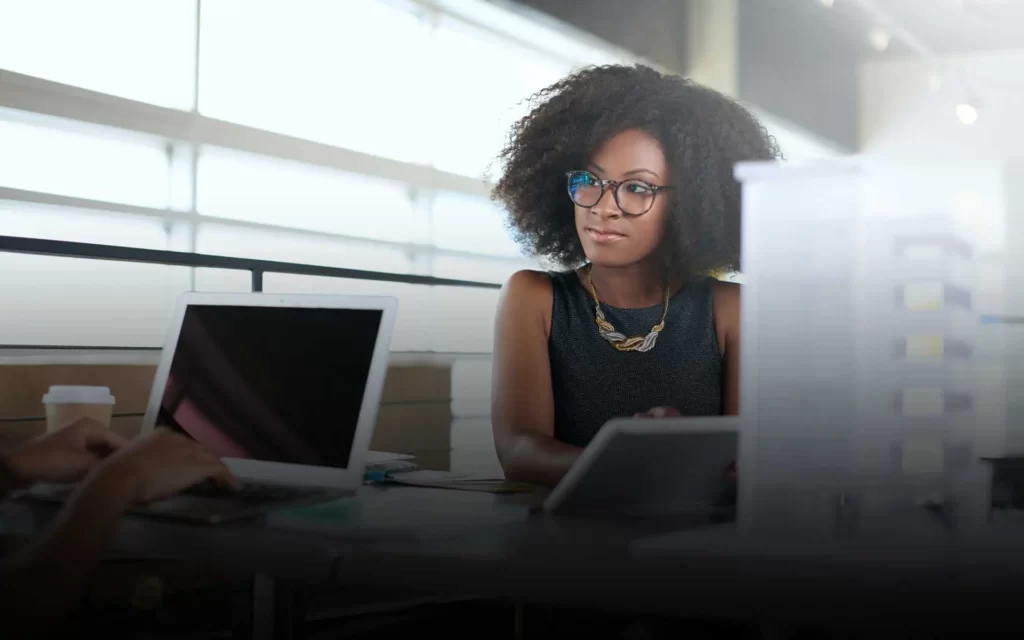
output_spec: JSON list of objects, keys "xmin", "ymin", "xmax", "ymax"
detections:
[
  {"xmin": 778, "ymin": 0, "xmax": 1024, "ymax": 59},
  {"xmin": 889, "ymin": 0, "xmax": 1024, "ymax": 55},
  {"xmin": 754, "ymin": 0, "xmax": 914, "ymax": 58},
  {"xmin": 500, "ymin": 0, "xmax": 1024, "ymax": 151},
  {"xmin": 506, "ymin": 0, "xmax": 1024, "ymax": 62}
]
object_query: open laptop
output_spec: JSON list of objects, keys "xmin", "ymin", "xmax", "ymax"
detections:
[
  {"xmin": 26, "ymin": 291, "xmax": 397, "ymax": 524},
  {"xmin": 543, "ymin": 417, "xmax": 739, "ymax": 524}
]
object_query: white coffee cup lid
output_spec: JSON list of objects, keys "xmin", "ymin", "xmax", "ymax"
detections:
[{"xmin": 42, "ymin": 386, "xmax": 116, "ymax": 405}]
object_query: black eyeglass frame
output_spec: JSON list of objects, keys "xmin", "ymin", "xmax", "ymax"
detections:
[{"xmin": 565, "ymin": 170, "xmax": 673, "ymax": 216}]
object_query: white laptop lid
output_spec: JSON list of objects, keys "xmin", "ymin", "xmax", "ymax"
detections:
[{"xmin": 141, "ymin": 292, "xmax": 398, "ymax": 490}]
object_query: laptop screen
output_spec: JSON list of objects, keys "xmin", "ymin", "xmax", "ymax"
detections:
[{"xmin": 155, "ymin": 304, "xmax": 383, "ymax": 469}]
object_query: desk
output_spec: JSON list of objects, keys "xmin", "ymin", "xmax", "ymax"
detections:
[
  {"xmin": 324, "ymin": 494, "xmax": 1024, "ymax": 635},
  {"xmin": 5, "ymin": 484, "xmax": 1024, "ymax": 638}
]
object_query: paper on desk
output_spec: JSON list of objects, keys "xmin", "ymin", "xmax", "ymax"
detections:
[
  {"xmin": 366, "ymin": 450, "xmax": 416, "ymax": 464},
  {"xmin": 386, "ymin": 470, "xmax": 534, "ymax": 493},
  {"xmin": 391, "ymin": 470, "xmax": 470, "ymax": 481},
  {"xmin": 392, "ymin": 481, "xmax": 535, "ymax": 494}
]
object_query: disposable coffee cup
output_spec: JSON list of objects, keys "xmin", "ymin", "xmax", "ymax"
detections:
[{"xmin": 42, "ymin": 386, "xmax": 116, "ymax": 433}]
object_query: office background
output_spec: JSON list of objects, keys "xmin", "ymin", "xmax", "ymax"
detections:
[
  {"xmin": 1, "ymin": 0, "xmax": 1021, "ymax": 467},
  {"xmin": 0, "ymin": 0, "xmax": 845, "ymax": 351}
]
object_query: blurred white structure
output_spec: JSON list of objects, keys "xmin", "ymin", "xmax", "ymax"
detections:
[
  {"xmin": 859, "ymin": 52, "xmax": 1024, "ymax": 467},
  {"xmin": 733, "ymin": 158, "xmax": 1003, "ymax": 536}
]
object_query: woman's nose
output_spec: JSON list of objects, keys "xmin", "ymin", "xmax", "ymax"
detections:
[{"xmin": 591, "ymin": 187, "xmax": 621, "ymax": 218}]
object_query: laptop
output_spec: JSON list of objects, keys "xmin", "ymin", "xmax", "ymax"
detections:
[
  {"xmin": 542, "ymin": 417, "xmax": 739, "ymax": 524},
  {"xmin": 26, "ymin": 291, "xmax": 397, "ymax": 524}
]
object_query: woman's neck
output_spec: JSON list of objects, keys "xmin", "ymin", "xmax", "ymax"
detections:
[{"xmin": 584, "ymin": 261, "xmax": 666, "ymax": 309}]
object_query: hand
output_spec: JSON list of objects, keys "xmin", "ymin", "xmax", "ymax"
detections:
[
  {"xmin": 633, "ymin": 406, "xmax": 681, "ymax": 418},
  {"xmin": 90, "ymin": 428, "xmax": 241, "ymax": 505},
  {"xmin": 2, "ymin": 418, "xmax": 127, "ymax": 487}
]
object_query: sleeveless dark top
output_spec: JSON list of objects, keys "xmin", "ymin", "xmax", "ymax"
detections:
[{"xmin": 548, "ymin": 270, "xmax": 723, "ymax": 447}]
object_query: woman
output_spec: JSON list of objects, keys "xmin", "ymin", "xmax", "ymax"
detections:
[{"xmin": 491, "ymin": 64, "xmax": 780, "ymax": 487}]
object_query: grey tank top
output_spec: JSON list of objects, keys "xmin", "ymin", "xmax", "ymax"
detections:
[{"xmin": 548, "ymin": 270, "xmax": 723, "ymax": 448}]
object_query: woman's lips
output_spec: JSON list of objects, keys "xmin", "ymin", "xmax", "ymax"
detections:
[{"xmin": 586, "ymin": 227, "xmax": 626, "ymax": 244}]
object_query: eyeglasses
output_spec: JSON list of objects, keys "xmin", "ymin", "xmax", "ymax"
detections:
[{"xmin": 566, "ymin": 170, "xmax": 672, "ymax": 216}]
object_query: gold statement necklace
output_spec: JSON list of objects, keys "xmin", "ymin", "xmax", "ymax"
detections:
[{"xmin": 586, "ymin": 264, "xmax": 670, "ymax": 353}]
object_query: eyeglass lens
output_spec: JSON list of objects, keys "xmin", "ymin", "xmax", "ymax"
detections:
[{"xmin": 567, "ymin": 170, "xmax": 656, "ymax": 215}]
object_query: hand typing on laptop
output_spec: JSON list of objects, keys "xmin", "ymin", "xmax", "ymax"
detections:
[
  {"xmin": 91, "ymin": 425, "xmax": 242, "ymax": 505},
  {"xmin": 632, "ymin": 406, "xmax": 681, "ymax": 418},
  {"xmin": 0, "ymin": 416, "xmax": 129, "ymax": 492},
  {"xmin": 0, "ymin": 418, "xmax": 241, "ymax": 636}
]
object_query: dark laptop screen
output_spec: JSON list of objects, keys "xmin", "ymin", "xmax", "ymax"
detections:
[{"xmin": 155, "ymin": 304, "xmax": 383, "ymax": 469}]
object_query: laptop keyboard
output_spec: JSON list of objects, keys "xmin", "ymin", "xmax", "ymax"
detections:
[{"xmin": 182, "ymin": 481, "xmax": 324, "ymax": 504}]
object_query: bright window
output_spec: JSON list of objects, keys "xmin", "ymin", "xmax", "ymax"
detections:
[
  {"xmin": 0, "ymin": 0, "xmax": 197, "ymax": 109},
  {"xmin": 430, "ymin": 0, "xmax": 626, "ymax": 67},
  {"xmin": 0, "ymin": 253, "xmax": 190, "ymax": 347},
  {"xmin": 425, "ymin": 286, "xmax": 501, "ymax": 353},
  {"xmin": 262, "ymin": 275, "xmax": 431, "ymax": 352},
  {"xmin": 431, "ymin": 256, "xmax": 533, "ymax": 284},
  {"xmin": 195, "ymin": 224, "xmax": 414, "ymax": 274},
  {"xmin": 431, "ymin": 191, "xmax": 523, "ymax": 257},
  {"xmin": 0, "ymin": 0, "xmax": 632, "ymax": 351},
  {"xmin": 198, "ymin": 0, "xmax": 433, "ymax": 165},
  {"xmin": 0, "ymin": 116, "xmax": 170, "ymax": 208},
  {"xmin": 0, "ymin": 203, "xmax": 170, "ymax": 248},
  {"xmin": 425, "ymin": 17, "xmax": 572, "ymax": 180},
  {"xmin": 197, "ymin": 147, "xmax": 421, "ymax": 244},
  {"xmin": 193, "ymin": 269, "xmax": 255, "ymax": 294},
  {"xmin": 0, "ymin": 203, "xmax": 184, "ymax": 347}
]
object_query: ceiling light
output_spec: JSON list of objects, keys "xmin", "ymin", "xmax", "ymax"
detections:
[
  {"xmin": 956, "ymin": 102, "xmax": 978, "ymax": 125},
  {"xmin": 819, "ymin": 0, "xmax": 835, "ymax": 7},
  {"xmin": 869, "ymin": 27, "xmax": 890, "ymax": 51}
]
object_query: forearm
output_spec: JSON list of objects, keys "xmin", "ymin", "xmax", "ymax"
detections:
[
  {"xmin": 0, "ymin": 453, "xmax": 28, "ymax": 500},
  {"xmin": 0, "ymin": 470, "xmax": 132, "ymax": 634},
  {"xmin": 499, "ymin": 430, "xmax": 582, "ymax": 487}
]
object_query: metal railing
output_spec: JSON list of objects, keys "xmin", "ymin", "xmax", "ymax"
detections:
[
  {"xmin": 0, "ymin": 235, "xmax": 503, "ymax": 293},
  {"xmin": 3, "ymin": 235, "xmax": 1020, "ymax": 326}
]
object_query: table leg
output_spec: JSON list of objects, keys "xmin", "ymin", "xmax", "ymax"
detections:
[
  {"xmin": 514, "ymin": 603, "xmax": 525, "ymax": 640},
  {"xmin": 250, "ymin": 574, "xmax": 304, "ymax": 640}
]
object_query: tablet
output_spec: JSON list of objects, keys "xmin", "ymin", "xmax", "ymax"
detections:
[{"xmin": 542, "ymin": 417, "xmax": 739, "ymax": 520}]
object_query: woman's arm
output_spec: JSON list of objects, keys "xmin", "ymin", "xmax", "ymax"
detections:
[
  {"xmin": 713, "ymin": 281, "xmax": 741, "ymax": 416},
  {"xmin": 491, "ymin": 271, "xmax": 583, "ymax": 487}
]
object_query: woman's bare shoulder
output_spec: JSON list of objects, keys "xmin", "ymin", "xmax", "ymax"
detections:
[
  {"xmin": 498, "ymin": 270, "xmax": 555, "ymax": 336},
  {"xmin": 501, "ymin": 270, "xmax": 554, "ymax": 306}
]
